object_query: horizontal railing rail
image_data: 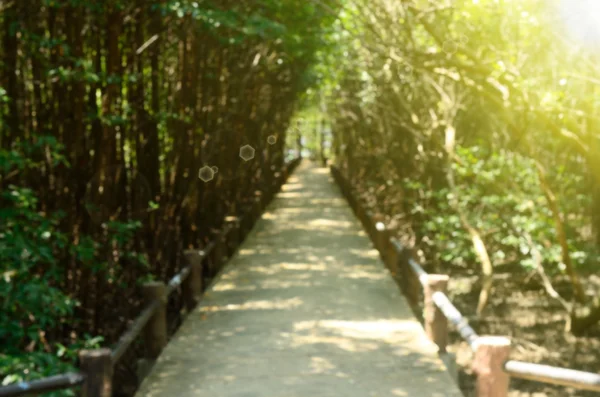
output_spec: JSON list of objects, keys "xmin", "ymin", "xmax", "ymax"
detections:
[
  {"xmin": 504, "ymin": 360, "xmax": 600, "ymax": 392},
  {"xmin": 330, "ymin": 164, "xmax": 600, "ymax": 397},
  {"xmin": 0, "ymin": 373, "xmax": 85, "ymax": 397},
  {"xmin": 430, "ymin": 289, "xmax": 480, "ymax": 349},
  {"xmin": 111, "ymin": 299, "xmax": 163, "ymax": 364},
  {"xmin": 0, "ymin": 158, "xmax": 301, "ymax": 397}
]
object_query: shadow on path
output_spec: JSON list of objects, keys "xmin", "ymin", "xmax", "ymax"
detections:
[{"xmin": 135, "ymin": 162, "xmax": 463, "ymax": 397}]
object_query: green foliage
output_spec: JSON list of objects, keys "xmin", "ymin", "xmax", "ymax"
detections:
[
  {"xmin": 402, "ymin": 145, "xmax": 599, "ymax": 274},
  {"xmin": 1, "ymin": 140, "xmax": 72, "ymax": 346},
  {"xmin": 316, "ymin": 0, "xmax": 600, "ymax": 304},
  {"xmin": 0, "ymin": 140, "xmax": 75, "ymax": 392},
  {"xmin": 0, "ymin": 335, "xmax": 103, "ymax": 396},
  {"xmin": 0, "ymin": 138, "xmax": 141, "ymax": 389}
]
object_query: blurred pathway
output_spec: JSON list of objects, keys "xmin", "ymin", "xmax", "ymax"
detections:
[{"xmin": 135, "ymin": 161, "xmax": 462, "ymax": 397}]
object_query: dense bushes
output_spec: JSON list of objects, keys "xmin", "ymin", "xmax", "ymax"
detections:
[
  {"xmin": 319, "ymin": 0, "xmax": 600, "ymax": 330},
  {"xmin": 0, "ymin": 139, "xmax": 105, "ymax": 392}
]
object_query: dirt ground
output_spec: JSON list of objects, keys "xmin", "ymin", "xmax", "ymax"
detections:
[
  {"xmin": 337, "ymin": 168, "xmax": 600, "ymax": 396},
  {"xmin": 440, "ymin": 269, "xmax": 600, "ymax": 396}
]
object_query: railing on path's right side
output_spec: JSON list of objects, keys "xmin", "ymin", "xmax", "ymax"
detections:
[
  {"xmin": 0, "ymin": 159, "xmax": 302, "ymax": 397},
  {"xmin": 330, "ymin": 165, "xmax": 600, "ymax": 396}
]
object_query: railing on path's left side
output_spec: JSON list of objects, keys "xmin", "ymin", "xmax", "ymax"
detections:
[
  {"xmin": 0, "ymin": 158, "xmax": 301, "ymax": 397},
  {"xmin": 330, "ymin": 164, "xmax": 600, "ymax": 397}
]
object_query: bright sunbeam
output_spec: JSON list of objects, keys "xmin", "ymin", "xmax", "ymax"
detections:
[{"xmin": 559, "ymin": 0, "xmax": 600, "ymax": 49}]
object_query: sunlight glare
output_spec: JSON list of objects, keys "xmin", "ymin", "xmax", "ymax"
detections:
[{"xmin": 559, "ymin": 0, "xmax": 600, "ymax": 49}]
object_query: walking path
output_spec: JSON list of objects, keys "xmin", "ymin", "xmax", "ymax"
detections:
[{"xmin": 135, "ymin": 161, "xmax": 463, "ymax": 397}]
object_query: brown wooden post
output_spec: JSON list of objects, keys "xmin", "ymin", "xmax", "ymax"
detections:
[
  {"xmin": 397, "ymin": 243, "xmax": 409, "ymax": 293},
  {"xmin": 234, "ymin": 217, "xmax": 242, "ymax": 247},
  {"xmin": 345, "ymin": 185, "xmax": 353, "ymax": 208},
  {"xmin": 423, "ymin": 274, "xmax": 449, "ymax": 353},
  {"xmin": 369, "ymin": 215, "xmax": 377, "ymax": 241},
  {"xmin": 78, "ymin": 348, "xmax": 112, "ymax": 397},
  {"xmin": 365, "ymin": 211, "xmax": 374, "ymax": 240},
  {"xmin": 363, "ymin": 209, "xmax": 371, "ymax": 231},
  {"xmin": 385, "ymin": 239, "xmax": 399, "ymax": 275},
  {"xmin": 262, "ymin": 187, "xmax": 270, "ymax": 208},
  {"xmin": 213, "ymin": 229, "xmax": 227, "ymax": 270},
  {"xmin": 205, "ymin": 252, "xmax": 216, "ymax": 281},
  {"xmin": 225, "ymin": 217, "xmax": 240, "ymax": 253},
  {"xmin": 221, "ymin": 226, "xmax": 229, "ymax": 256},
  {"xmin": 239, "ymin": 214, "xmax": 249, "ymax": 242},
  {"xmin": 374, "ymin": 222, "xmax": 389, "ymax": 258},
  {"xmin": 252, "ymin": 195, "xmax": 262, "ymax": 221},
  {"xmin": 472, "ymin": 336, "xmax": 512, "ymax": 397},
  {"xmin": 142, "ymin": 282, "xmax": 168, "ymax": 359},
  {"xmin": 182, "ymin": 250, "xmax": 204, "ymax": 311},
  {"xmin": 357, "ymin": 203, "xmax": 366, "ymax": 225},
  {"xmin": 399, "ymin": 247, "xmax": 420, "ymax": 308},
  {"xmin": 361, "ymin": 205, "xmax": 369, "ymax": 227}
]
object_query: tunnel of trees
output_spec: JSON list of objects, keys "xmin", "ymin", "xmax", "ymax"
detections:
[{"xmin": 2, "ymin": 0, "xmax": 600, "ymax": 395}]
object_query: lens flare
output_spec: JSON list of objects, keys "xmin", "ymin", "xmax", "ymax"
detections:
[{"xmin": 559, "ymin": 0, "xmax": 600, "ymax": 49}]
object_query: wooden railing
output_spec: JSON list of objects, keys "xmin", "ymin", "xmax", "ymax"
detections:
[
  {"xmin": 330, "ymin": 165, "xmax": 600, "ymax": 396},
  {"xmin": 0, "ymin": 159, "xmax": 301, "ymax": 397}
]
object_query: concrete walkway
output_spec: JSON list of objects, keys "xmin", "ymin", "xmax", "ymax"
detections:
[{"xmin": 135, "ymin": 161, "xmax": 463, "ymax": 397}]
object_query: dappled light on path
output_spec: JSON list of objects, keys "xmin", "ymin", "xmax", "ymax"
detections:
[
  {"xmin": 200, "ymin": 297, "xmax": 305, "ymax": 312},
  {"xmin": 135, "ymin": 161, "xmax": 461, "ymax": 397}
]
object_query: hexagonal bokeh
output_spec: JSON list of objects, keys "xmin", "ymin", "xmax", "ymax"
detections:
[
  {"xmin": 442, "ymin": 40, "xmax": 458, "ymax": 55},
  {"xmin": 211, "ymin": 166, "xmax": 219, "ymax": 174},
  {"xmin": 267, "ymin": 135, "xmax": 277, "ymax": 145},
  {"xmin": 239, "ymin": 145, "xmax": 255, "ymax": 161},
  {"xmin": 198, "ymin": 166, "xmax": 215, "ymax": 182}
]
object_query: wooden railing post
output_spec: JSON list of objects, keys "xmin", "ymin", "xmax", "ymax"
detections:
[
  {"xmin": 262, "ymin": 186, "xmax": 270, "ymax": 208},
  {"xmin": 252, "ymin": 195, "xmax": 262, "ymax": 221},
  {"xmin": 346, "ymin": 185, "xmax": 355, "ymax": 210},
  {"xmin": 225, "ymin": 216, "xmax": 240, "ymax": 254},
  {"xmin": 374, "ymin": 222, "xmax": 390, "ymax": 261},
  {"xmin": 182, "ymin": 250, "xmax": 204, "ymax": 311},
  {"xmin": 423, "ymin": 274, "xmax": 449, "ymax": 353},
  {"xmin": 472, "ymin": 336, "xmax": 512, "ymax": 397},
  {"xmin": 399, "ymin": 247, "xmax": 420, "ymax": 308},
  {"xmin": 239, "ymin": 213, "xmax": 250, "ymax": 242},
  {"xmin": 385, "ymin": 237, "xmax": 399, "ymax": 274},
  {"xmin": 365, "ymin": 211, "xmax": 375, "ymax": 240},
  {"xmin": 356, "ymin": 202, "xmax": 366, "ymax": 226},
  {"xmin": 78, "ymin": 348, "xmax": 112, "ymax": 397},
  {"xmin": 211, "ymin": 227, "xmax": 229, "ymax": 268},
  {"xmin": 142, "ymin": 282, "xmax": 168, "ymax": 359}
]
